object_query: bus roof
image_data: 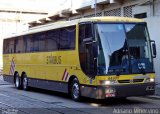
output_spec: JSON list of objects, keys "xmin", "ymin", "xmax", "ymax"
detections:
[{"xmin": 4, "ymin": 16, "xmax": 144, "ymax": 39}]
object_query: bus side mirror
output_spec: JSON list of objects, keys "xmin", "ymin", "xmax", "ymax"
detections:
[{"xmin": 151, "ymin": 40, "xmax": 157, "ymax": 58}]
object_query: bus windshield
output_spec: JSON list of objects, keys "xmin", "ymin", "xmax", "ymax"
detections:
[{"xmin": 96, "ymin": 23, "xmax": 154, "ymax": 75}]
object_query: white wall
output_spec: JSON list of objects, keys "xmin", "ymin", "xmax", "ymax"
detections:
[
  {"xmin": 155, "ymin": 0, "xmax": 160, "ymax": 16},
  {"xmin": 0, "ymin": 21, "xmax": 28, "ymax": 67},
  {"xmin": 145, "ymin": 17, "xmax": 160, "ymax": 84}
]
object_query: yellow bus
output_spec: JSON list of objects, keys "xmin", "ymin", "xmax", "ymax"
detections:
[{"xmin": 3, "ymin": 17, "xmax": 157, "ymax": 101}]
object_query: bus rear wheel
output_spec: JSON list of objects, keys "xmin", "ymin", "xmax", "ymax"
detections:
[
  {"xmin": 15, "ymin": 73, "xmax": 21, "ymax": 89},
  {"xmin": 22, "ymin": 74, "xmax": 28, "ymax": 90},
  {"xmin": 70, "ymin": 78, "xmax": 81, "ymax": 101}
]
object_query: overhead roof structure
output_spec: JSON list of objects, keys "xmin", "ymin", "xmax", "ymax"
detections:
[
  {"xmin": 27, "ymin": 0, "xmax": 125, "ymax": 28},
  {"xmin": 27, "ymin": 8, "xmax": 80, "ymax": 28}
]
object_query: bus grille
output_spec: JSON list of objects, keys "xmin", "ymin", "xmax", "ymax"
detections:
[
  {"xmin": 118, "ymin": 80, "xmax": 130, "ymax": 83},
  {"xmin": 118, "ymin": 79, "xmax": 144, "ymax": 83},
  {"xmin": 133, "ymin": 79, "xmax": 144, "ymax": 83}
]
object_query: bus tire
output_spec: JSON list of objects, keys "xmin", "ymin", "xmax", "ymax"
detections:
[
  {"xmin": 70, "ymin": 78, "xmax": 81, "ymax": 101},
  {"xmin": 22, "ymin": 74, "xmax": 29, "ymax": 91},
  {"xmin": 15, "ymin": 73, "xmax": 21, "ymax": 89}
]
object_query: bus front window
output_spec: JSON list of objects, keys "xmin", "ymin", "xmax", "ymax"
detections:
[
  {"xmin": 125, "ymin": 24, "xmax": 154, "ymax": 74},
  {"xmin": 96, "ymin": 23, "xmax": 154, "ymax": 75},
  {"xmin": 96, "ymin": 24, "xmax": 129, "ymax": 75}
]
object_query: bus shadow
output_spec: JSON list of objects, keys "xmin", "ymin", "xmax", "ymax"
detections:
[
  {"xmin": 11, "ymin": 86, "xmax": 150, "ymax": 107},
  {"xmin": 81, "ymin": 97, "xmax": 149, "ymax": 107},
  {"xmin": 26, "ymin": 87, "xmax": 71, "ymax": 99}
]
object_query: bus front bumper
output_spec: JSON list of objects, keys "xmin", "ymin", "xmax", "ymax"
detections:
[{"xmin": 81, "ymin": 83, "xmax": 155, "ymax": 99}]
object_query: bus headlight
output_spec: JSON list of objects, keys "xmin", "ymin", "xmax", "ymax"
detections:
[
  {"xmin": 99, "ymin": 80, "xmax": 117, "ymax": 85},
  {"xmin": 150, "ymin": 78, "xmax": 155, "ymax": 82},
  {"xmin": 145, "ymin": 78, "xmax": 155, "ymax": 83}
]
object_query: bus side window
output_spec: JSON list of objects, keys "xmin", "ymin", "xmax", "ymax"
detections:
[
  {"xmin": 59, "ymin": 26, "xmax": 76, "ymax": 50},
  {"xmin": 24, "ymin": 35, "xmax": 33, "ymax": 53},
  {"xmin": 38, "ymin": 32, "xmax": 46, "ymax": 52},
  {"xmin": 66, "ymin": 26, "xmax": 76, "ymax": 50},
  {"xmin": 33, "ymin": 35, "xmax": 39, "ymax": 52},
  {"xmin": 46, "ymin": 29, "xmax": 59, "ymax": 51},
  {"xmin": 3, "ymin": 39, "xmax": 9, "ymax": 54},
  {"xmin": 15, "ymin": 37, "xmax": 25, "ymax": 53},
  {"xmin": 9, "ymin": 39, "xmax": 15, "ymax": 54},
  {"xmin": 59, "ymin": 28, "xmax": 68, "ymax": 50}
]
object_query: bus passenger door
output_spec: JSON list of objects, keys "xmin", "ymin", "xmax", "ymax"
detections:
[{"xmin": 79, "ymin": 23, "xmax": 97, "ymax": 78}]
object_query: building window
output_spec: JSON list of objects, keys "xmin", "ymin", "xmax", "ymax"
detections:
[
  {"xmin": 134, "ymin": 13, "xmax": 147, "ymax": 19},
  {"xmin": 104, "ymin": 8, "xmax": 121, "ymax": 16},
  {"xmin": 123, "ymin": 5, "xmax": 135, "ymax": 17}
]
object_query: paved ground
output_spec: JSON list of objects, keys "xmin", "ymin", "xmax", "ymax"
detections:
[
  {"xmin": 155, "ymin": 83, "xmax": 160, "ymax": 96},
  {"xmin": 0, "ymin": 76, "xmax": 160, "ymax": 114}
]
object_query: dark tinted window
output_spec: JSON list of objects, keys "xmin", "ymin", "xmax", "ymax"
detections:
[
  {"xmin": 59, "ymin": 26, "xmax": 76, "ymax": 50},
  {"xmin": 3, "ymin": 38, "xmax": 15, "ymax": 54},
  {"xmin": 46, "ymin": 29, "xmax": 59, "ymax": 51},
  {"xmin": 24, "ymin": 34, "xmax": 45, "ymax": 52},
  {"xmin": 79, "ymin": 24, "xmax": 95, "ymax": 76},
  {"xmin": 134, "ymin": 13, "xmax": 147, "ymax": 19},
  {"xmin": 33, "ymin": 35, "xmax": 39, "ymax": 52},
  {"xmin": 15, "ymin": 37, "xmax": 25, "ymax": 53},
  {"xmin": 4, "ymin": 25, "xmax": 76, "ymax": 53},
  {"xmin": 79, "ymin": 24, "xmax": 92, "ymax": 43},
  {"xmin": 24, "ymin": 35, "xmax": 33, "ymax": 52},
  {"xmin": 38, "ymin": 32, "xmax": 46, "ymax": 51},
  {"xmin": 3, "ymin": 39, "xmax": 10, "ymax": 54},
  {"xmin": 67, "ymin": 26, "xmax": 76, "ymax": 49}
]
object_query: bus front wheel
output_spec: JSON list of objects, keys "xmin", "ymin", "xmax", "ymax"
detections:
[{"xmin": 71, "ymin": 78, "xmax": 81, "ymax": 101}]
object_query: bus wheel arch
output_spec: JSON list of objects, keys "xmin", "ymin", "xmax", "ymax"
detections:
[{"xmin": 68, "ymin": 75, "xmax": 81, "ymax": 101}]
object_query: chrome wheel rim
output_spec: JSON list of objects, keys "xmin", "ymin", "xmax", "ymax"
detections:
[
  {"xmin": 72, "ymin": 83, "xmax": 79, "ymax": 99},
  {"xmin": 15, "ymin": 76, "xmax": 19, "ymax": 88},
  {"xmin": 23, "ymin": 77, "xmax": 27, "ymax": 89}
]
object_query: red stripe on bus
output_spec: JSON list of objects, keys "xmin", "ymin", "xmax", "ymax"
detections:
[
  {"xmin": 9, "ymin": 58, "xmax": 15, "ymax": 75},
  {"xmin": 62, "ymin": 69, "xmax": 67, "ymax": 80},
  {"xmin": 65, "ymin": 72, "xmax": 69, "ymax": 81},
  {"xmin": 9, "ymin": 58, "xmax": 14, "ymax": 75},
  {"xmin": 11, "ymin": 60, "xmax": 15, "ymax": 75}
]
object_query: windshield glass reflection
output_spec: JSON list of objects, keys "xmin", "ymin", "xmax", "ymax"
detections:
[{"xmin": 96, "ymin": 23, "xmax": 154, "ymax": 75}]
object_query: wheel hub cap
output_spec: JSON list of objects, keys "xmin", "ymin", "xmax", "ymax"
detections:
[
  {"xmin": 15, "ymin": 77, "xmax": 19, "ymax": 87},
  {"xmin": 23, "ymin": 77, "xmax": 27, "ymax": 89},
  {"xmin": 72, "ymin": 83, "xmax": 79, "ymax": 99}
]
